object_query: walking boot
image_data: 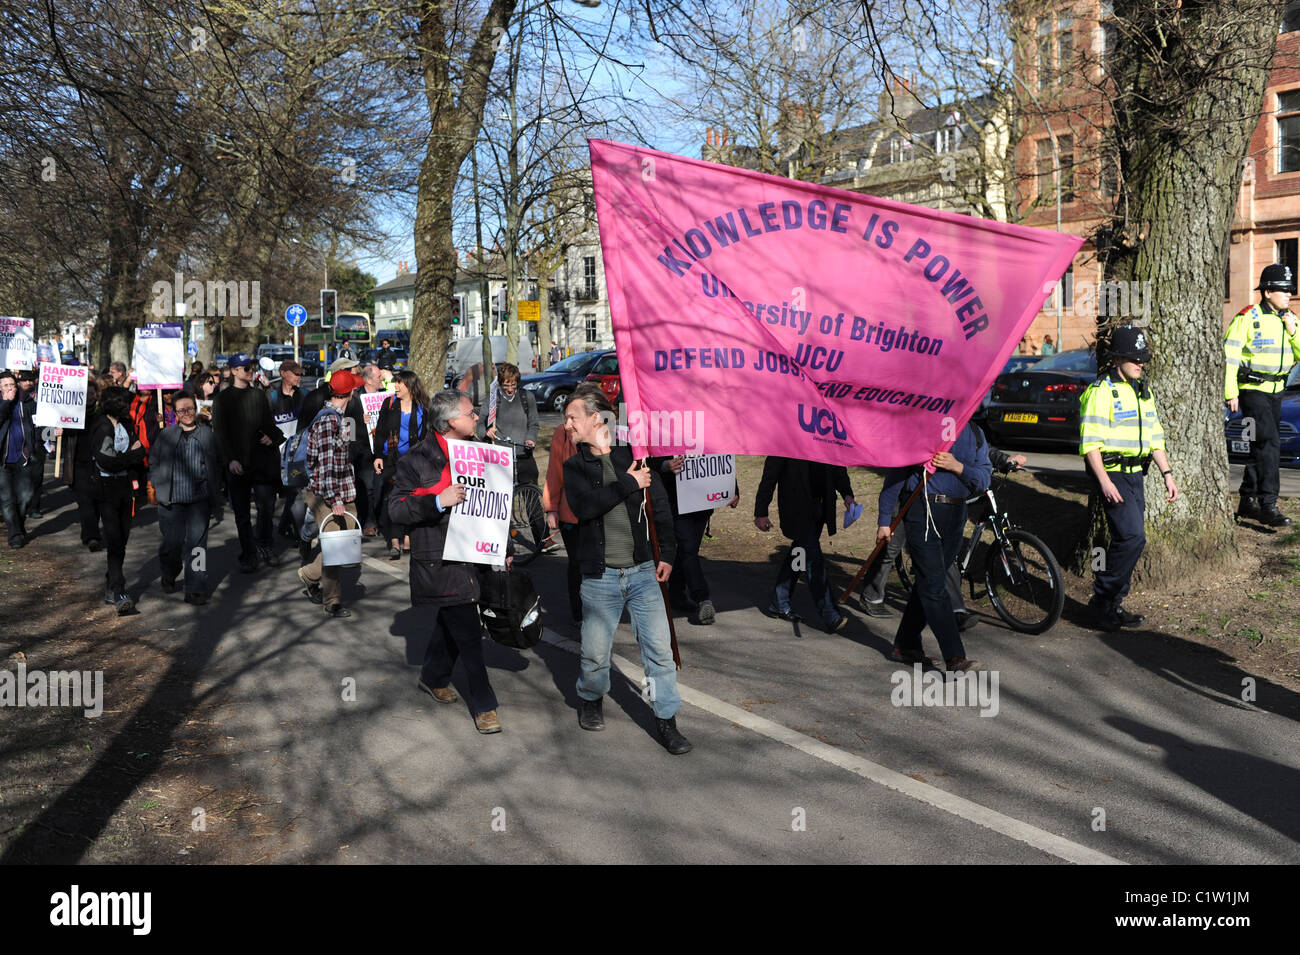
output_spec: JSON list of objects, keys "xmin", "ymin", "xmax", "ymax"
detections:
[
  {"xmin": 1236, "ymin": 496, "xmax": 1261, "ymax": 522},
  {"xmin": 1260, "ymin": 503, "xmax": 1293, "ymax": 527},
  {"xmin": 577, "ymin": 697, "xmax": 605, "ymax": 731},
  {"xmin": 654, "ymin": 716, "xmax": 693, "ymax": 755}
]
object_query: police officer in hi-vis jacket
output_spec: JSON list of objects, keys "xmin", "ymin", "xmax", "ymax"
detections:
[
  {"xmin": 1224, "ymin": 263, "xmax": 1298, "ymax": 527},
  {"xmin": 1079, "ymin": 326, "xmax": 1180, "ymax": 632}
]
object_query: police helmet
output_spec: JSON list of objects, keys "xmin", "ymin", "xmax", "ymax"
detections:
[
  {"xmin": 1256, "ymin": 263, "xmax": 1296, "ymax": 294},
  {"xmin": 1108, "ymin": 326, "xmax": 1152, "ymax": 363}
]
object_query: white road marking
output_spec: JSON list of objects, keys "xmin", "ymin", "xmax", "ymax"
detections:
[{"xmin": 539, "ymin": 628, "xmax": 1124, "ymax": 866}]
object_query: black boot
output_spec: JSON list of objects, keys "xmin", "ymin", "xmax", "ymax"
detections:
[
  {"xmin": 1237, "ymin": 496, "xmax": 1261, "ymax": 521},
  {"xmin": 654, "ymin": 716, "xmax": 693, "ymax": 755},
  {"xmin": 258, "ymin": 545, "xmax": 282, "ymax": 568},
  {"xmin": 1260, "ymin": 503, "xmax": 1292, "ymax": 527},
  {"xmin": 577, "ymin": 697, "xmax": 604, "ymax": 731}
]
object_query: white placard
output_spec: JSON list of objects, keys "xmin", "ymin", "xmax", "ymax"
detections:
[
  {"xmin": 442, "ymin": 438, "xmax": 513, "ymax": 565},
  {"xmin": 36, "ymin": 342, "xmax": 60, "ymax": 364},
  {"xmin": 32, "ymin": 364, "xmax": 89, "ymax": 429},
  {"xmin": 133, "ymin": 324, "xmax": 184, "ymax": 389},
  {"xmin": 273, "ymin": 410, "xmax": 298, "ymax": 440},
  {"xmin": 0, "ymin": 317, "xmax": 35, "ymax": 370},
  {"xmin": 675, "ymin": 454, "xmax": 736, "ymax": 514},
  {"xmin": 360, "ymin": 391, "xmax": 388, "ymax": 454}
]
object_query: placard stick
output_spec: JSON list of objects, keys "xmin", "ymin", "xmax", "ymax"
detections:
[{"xmin": 838, "ymin": 483, "xmax": 924, "ymax": 604}]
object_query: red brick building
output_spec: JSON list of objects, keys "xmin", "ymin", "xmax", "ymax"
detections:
[{"xmin": 1014, "ymin": 3, "xmax": 1300, "ymax": 351}]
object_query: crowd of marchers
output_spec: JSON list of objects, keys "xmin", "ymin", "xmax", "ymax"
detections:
[{"xmin": 0, "ymin": 263, "xmax": 1292, "ymax": 754}]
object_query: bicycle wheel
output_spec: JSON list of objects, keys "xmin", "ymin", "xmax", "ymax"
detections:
[
  {"xmin": 983, "ymin": 528, "xmax": 1064, "ymax": 634},
  {"xmin": 509, "ymin": 484, "xmax": 547, "ymax": 566}
]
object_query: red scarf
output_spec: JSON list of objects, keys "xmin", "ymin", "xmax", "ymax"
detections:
[{"xmin": 409, "ymin": 432, "xmax": 453, "ymax": 497}]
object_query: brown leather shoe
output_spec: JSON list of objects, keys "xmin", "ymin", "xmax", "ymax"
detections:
[
  {"xmin": 474, "ymin": 709, "xmax": 502, "ymax": 734},
  {"xmin": 945, "ymin": 657, "xmax": 983, "ymax": 673},
  {"xmin": 891, "ymin": 647, "xmax": 939, "ymax": 667},
  {"xmin": 417, "ymin": 677, "xmax": 458, "ymax": 704}
]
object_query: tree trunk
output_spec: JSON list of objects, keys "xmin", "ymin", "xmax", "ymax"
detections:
[
  {"xmin": 409, "ymin": 0, "xmax": 520, "ymax": 388},
  {"xmin": 1079, "ymin": 0, "xmax": 1283, "ymax": 587}
]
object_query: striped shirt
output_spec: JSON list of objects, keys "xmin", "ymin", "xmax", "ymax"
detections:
[{"xmin": 170, "ymin": 428, "xmax": 207, "ymax": 504}]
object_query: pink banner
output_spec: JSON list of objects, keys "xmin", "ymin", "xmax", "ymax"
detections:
[{"xmin": 589, "ymin": 139, "xmax": 1083, "ymax": 467}]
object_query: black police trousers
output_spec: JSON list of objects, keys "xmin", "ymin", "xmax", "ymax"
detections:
[
  {"xmin": 1094, "ymin": 472, "xmax": 1145, "ymax": 609},
  {"xmin": 1239, "ymin": 390, "xmax": 1283, "ymax": 507}
]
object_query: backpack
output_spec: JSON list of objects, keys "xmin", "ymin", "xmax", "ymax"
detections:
[
  {"xmin": 281, "ymin": 405, "xmax": 341, "ymax": 488},
  {"xmin": 478, "ymin": 567, "xmax": 543, "ymax": 649}
]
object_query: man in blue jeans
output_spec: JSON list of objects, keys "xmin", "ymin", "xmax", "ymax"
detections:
[{"xmin": 561, "ymin": 389, "xmax": 690, "ymax": 755}]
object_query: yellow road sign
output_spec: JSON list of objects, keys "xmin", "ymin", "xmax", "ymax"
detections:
[{"xmin": 518, "ymin": 300, "xmax": 540, "ymax": 322}]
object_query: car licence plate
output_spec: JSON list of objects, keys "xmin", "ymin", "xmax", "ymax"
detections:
[
  {"xmin": 1003, "ymin": 412, "xmax": 1038, "ymax": 424},
  {"xmin": 1230, "ymin": 440, "xmax": 1250, "ymax": 453}
]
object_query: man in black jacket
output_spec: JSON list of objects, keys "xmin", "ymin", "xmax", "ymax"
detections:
[
  {"xmin": 562, "ymin": 390, "xmax": 690, "ymax": 755},
  {"xmin": 387, "ymin": 389, "xmax": 502, "ymax": 735},
  {"xmin": 212, "ymin": 353, "xmax": 285, "ymax": 572},
  {"xmin": 754, "ymin": 457, "xmax": 856, "ymax": 632},
  {"xmin": 0, "ymin": 371, "xmax": 38, "ymax": 547}
]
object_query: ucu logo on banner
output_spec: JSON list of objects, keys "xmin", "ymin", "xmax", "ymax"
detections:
[
  {"xmin": 705, "ymin": 491, "xmax": 729, "ymax": 502},
  {"xmin": 797, "ymin": 404, "xmax": 847, "ymax": 440},
  {"xmin": 475, "ymin": 540, "xmax": 500, "ymax": 554}
]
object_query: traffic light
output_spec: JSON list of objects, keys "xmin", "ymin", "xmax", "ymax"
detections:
[
  {"xmin": 451, "ymin": 295, "xmax": 462, "ymax": 325},
  {"xmin": 320, "ymin": 289, "xmax": 337, "ymax": 328}
]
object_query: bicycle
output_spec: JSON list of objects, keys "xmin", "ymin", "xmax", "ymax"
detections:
[
  {"xmin": 895, "ymin": 464, "xmax": 1065, "ymax": 634},
  {"xmin": 491, "ymin": 436, "xmax": 548, "ymax": 567}
]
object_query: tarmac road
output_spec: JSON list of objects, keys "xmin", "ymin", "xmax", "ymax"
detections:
[{"xmin": 11, "ymin": 468, "xmax": 1299, "ymax": 865}]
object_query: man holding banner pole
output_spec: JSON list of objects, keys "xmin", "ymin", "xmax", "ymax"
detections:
[
  {"xmin": 876, "ymin": 421, "xmax": 992, "ymax": 672},
  {"xmin": 562, "ymin": 389, "xmax": 690, "ymax": 755}
]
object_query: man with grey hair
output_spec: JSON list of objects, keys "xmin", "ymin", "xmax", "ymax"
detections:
[{"xmin": 389, "ymin": 388, "xmax": 502, "ymax": 734}]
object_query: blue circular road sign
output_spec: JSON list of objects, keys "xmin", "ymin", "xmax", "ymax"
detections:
[{"xmin": 286, "ymin": 304, "xmax": 308, "ymax": 327}]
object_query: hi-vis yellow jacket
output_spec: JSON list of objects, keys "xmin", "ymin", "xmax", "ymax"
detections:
[
  {"xmin": 1224, "ymin": 304, "xmax": 1300, "ymax": 401},
  {"xmin": 1079, "ymin": 371, "xmax": 1167, "ymax": 470}
]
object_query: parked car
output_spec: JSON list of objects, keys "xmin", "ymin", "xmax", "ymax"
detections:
[
  {"xmin": 1225, "ymin": 364, "xmax": 1300, "ymax": 466},
  {"xmin": 973, "ymin": 354, "xmax": 1045, "ymax": 432},
  {"xmin": 521, "ymin": 350, "xmax": 612, "ymax": 412},
  {"xmin": 982, "ymin": 348, "xmax": 1098, "ymax": 449},
  {"xmin": 584, "ymin": 351, "xmax": 621, "ymax": 405}
]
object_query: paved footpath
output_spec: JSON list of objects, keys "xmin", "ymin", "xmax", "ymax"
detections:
[{"xmin": 15, "ymin": 478, "xmax": 1300, "ymax": 864}]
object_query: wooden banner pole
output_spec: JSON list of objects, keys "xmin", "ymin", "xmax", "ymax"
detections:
[{"xmin": 839, "ymin": 483, "xmax": 924, "ymax": 604}]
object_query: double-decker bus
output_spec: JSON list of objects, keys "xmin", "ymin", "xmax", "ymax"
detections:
[{"xmin": 335, "ymin": 311, "xmax": 372, "ymax": 345}]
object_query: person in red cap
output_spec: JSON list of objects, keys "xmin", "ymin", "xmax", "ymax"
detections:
[{"xmin": 297, "ymin": 368, "xmax": 361, "ymax": 617}]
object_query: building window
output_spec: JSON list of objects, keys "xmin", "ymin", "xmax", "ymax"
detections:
[
  {"xmin": 1037, "ymin": 19, "xmax": 1053, "ymax": 90},
  {"xmin": 1037, "ymin": 16, "xmax": 1074, "ymax": 88},
  {"xmin": 1284, "ymin": 2, "xmax": 1300, "ymax": 32},
  {"xmin": 1279, "ymin": 90, "xmax": 1300, "ymax": 173},
  {"xmin": 1100, "ymin": 20, "xmax": 1118, "ymax": 75},
  {"xmin": 582, "ymin": 256, "xmax": 598, "ymax": 299},
  {"xmin": 1056, "ymin": 18, "xmax": 1074, "ymax": 83},
  {"xmin": 889, "ymin": 135, "xmax": 912, "ymax": 164},
  {"xmin": 584, "ymin": 314, "xmax": 597, "ymax": 344},
  {"xmin": 1100, "ymin": 152, "xmax": 1119, "ymax": 198},
  {"xmin": 1036, "ymin": 135, "xmax": 1074, "ymax": 203},
  {"xmin": 1278, "ymin": 238, "xmax": 1299, "ymax": 280}
]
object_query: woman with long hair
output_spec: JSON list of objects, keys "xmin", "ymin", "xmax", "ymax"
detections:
[{"xmin": 373, "ymin": 369, "xmax": 431, "ymax": 560}]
